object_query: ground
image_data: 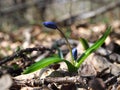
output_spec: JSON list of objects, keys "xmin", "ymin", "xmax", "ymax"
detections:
[{"xmin": 0, "ymin": 20, "xmax": 120, "ymax": 90}]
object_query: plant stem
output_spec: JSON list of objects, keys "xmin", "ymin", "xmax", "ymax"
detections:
[{"xmin": 57, "ymin": 27, "xmax": 74, "ymax": 64}]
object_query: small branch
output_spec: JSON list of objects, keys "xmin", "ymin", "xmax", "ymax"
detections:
[
  {"xmin": 0, "ymin": 46, "xmax": 54, "ymax": 65},
  {"xmin": 0, "ymin": 0, "xmax": 42, "ymax": 14},
  {"xmin": 77, "ymin": 1, "xmax": 120, "ymax": 20},
  {"xmin": 104, "ymin": 72, "xmax": 120, "ymax": 86},
  {"xmin": 12, "ymin": 78, "xmax": 41, "ymax": 87},
  {"xmin": 12, "ymin": 76, "xmax": 86, "ymax": 87},
  {"xmin": 44, "ymin": 76, "xmax": 84, "ymax": 84},
  {"xmin": 56, "ymin": 1, "xmax": 120, "ymax": 23}
]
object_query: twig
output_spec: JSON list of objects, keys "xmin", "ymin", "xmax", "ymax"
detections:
[
  {"xmin": 12, "ymin": 73, "xmax": 120, "ymax": 88},
  {"xmin": 56, "ymin": 1, "xmax": 120, "ymax": 23},
  {"xmin": 0, "ymin": 46, "xmax": 54, "ymax": 65},
  {"xmin": 12, "ymin": 76, "xmax": 86, "ymax": 87},
  {"xmin": 44, "ymin": 76, "xmax": 84, "ymax": 84},
  {"xmin": 77, "ymin": 1, "xmax": 120, "ymax": 20},
  {"xmin": 0, "ymin": 0, "xmax": 42, "ymax": 14},
  {"xmin": 104, "ymin": 72, "xmax": 120, "ymax": 86}
]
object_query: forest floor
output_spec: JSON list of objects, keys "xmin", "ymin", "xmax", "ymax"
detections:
[{"xmin": 0, "ymin": 20, "xmax": 120, "ymax": 90}]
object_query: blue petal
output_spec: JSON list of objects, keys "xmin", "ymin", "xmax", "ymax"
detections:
[
  {"xmin": 72, "ymin": 48, "xmax": 77, "ymax": 60},
  {"xmin": 43, "ymin": 21, "xmax": 58, "ymax": 29}
]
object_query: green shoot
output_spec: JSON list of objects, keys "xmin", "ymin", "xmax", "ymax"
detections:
[
  {"xmin": 75, "ymin": 26, "xmax": 111, "ymax": 68},
  {"xmin": 79, "ymin": 38, "xmax": 89, "ymax": 50},
  {"xmin": 23, "ymin": 22, "xmax": 111, "ymax": 74},
  {"xmin": 23, "ymin": 57, "xmax": 77, "ymax": 74}
]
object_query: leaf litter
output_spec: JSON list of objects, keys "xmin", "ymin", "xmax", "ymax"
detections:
[{"xmin": 0, "ymin": 20, "xmax": 120, "ymax": 90}]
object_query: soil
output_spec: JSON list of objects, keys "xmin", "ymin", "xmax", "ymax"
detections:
[{"xmin": 0, "ymin": 20, "xmax": 120, "ymax": 90}]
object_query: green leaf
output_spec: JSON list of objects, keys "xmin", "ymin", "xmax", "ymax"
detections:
[
  {"xmin": 63, "ymin": 60, "xmax": 77, "ymax": 72},
  {"xmin": 57, "ymin": 48, "xmax": 64, "ymax": 59},
  {"xmin": 79, "ymin": 38, "xmax": 89, "ymax": 50},
  {"xmin": 75, "ymin": 26, "xmax": 111, "ymax": 68},
  {"xmin": 23, "ymin": 57, "xmax": 62, "ymax": 74},
  {"xmin": 23, "ymin": 57, "xmax": 77, "ymax": 74}
]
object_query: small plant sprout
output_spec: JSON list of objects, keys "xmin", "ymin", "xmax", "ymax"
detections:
[
  {"xmin": 23, "ymin": 22, "xmax": 111, "ymax": 74},
  {"xmin": 43, "ymin": 21, "xmax": 74, "ymax": 64}
]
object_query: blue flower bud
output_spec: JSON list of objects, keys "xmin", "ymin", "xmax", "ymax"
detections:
[
  {"xmin": 72, "ymin": 48, "xmax": 77, "ymax": 60},
  {"xmin": 43, "ymin": 21, "xmax": 58, "ymax": 29}
]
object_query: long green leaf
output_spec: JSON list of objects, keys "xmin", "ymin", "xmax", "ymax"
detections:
[
  {"xmin": 80, "ymin": 38, "xmax": 89, "ymax": 50},
  {"xmin": 23, "ymin": 57, "xmax": 62, "ymax": 74},
  {"xmin": 75, "ymin": 26, "xmax": 111, "ymax": 68},
  {"xmin": 23, "ymin": 57, "xmax": 77, "ymax": 74}
]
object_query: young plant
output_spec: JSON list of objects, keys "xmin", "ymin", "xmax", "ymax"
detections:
[
  {"xmin": 23, "ymin": 22, "xmax": 111, "ymax": 74},
  {"xmin": 43, "ymin": 22, "xmax": 74, "ymax": 64}
]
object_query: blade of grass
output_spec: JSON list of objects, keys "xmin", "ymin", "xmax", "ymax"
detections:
[{"xmin": 75, "ymin": 26, "xmax": 111, "ymax": 68}]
